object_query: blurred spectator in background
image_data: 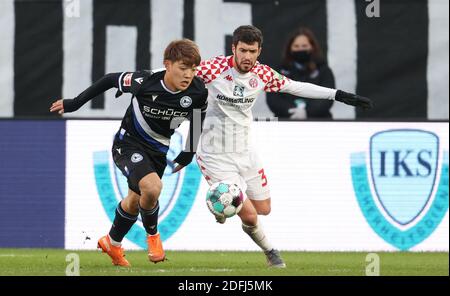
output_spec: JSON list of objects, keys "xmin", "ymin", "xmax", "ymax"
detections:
[{"xmin": 267, "ymin": 27, "xmax": 335, "ymax": 119}]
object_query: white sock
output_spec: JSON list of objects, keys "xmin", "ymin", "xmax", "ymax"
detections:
[
  {"xmin": 242, "ymin": 223, "xmax": 273, "ymax": 252},
  {"xmin": 108, "ymin": 234, "xmax": 122, "ymax": 247},
  {"xmin": 147, "ymin": 232, "xmax": 159, "ymax": 237}
]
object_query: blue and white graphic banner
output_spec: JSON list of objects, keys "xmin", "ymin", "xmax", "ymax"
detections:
[{"xmin": 63, "ymin": 121, "xmax": 448, "ymax": 251}]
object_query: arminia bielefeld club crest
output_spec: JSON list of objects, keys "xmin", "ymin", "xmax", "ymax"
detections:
[{"xmin": 350, "ymin": 129, "xmax": 448, "ymax": 250}]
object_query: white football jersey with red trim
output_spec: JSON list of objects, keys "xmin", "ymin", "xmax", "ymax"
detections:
[
  {"xmin": 196, "ymin": 55, "xmax": 287, "ymax": 126},
  {"xmin": 196, "ymin": 55, "xmax": 336, "ymax": 153},
  {"xmin": 195, "ymin": 55, "xmax": 286, "ymax": 153}
]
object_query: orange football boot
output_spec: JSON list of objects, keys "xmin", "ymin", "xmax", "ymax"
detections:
[
  {"xmin": 147, "ymin": 233, "xmax": 166, "ymax": 263},
  {"xmin": 97, "ymin": 235, "xmax": 130, "ymax": 267}
]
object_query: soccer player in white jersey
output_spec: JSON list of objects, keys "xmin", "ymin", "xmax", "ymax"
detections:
[{"xmin": 192, "ymin": 25, "xmax": 372, "ymax": 268}]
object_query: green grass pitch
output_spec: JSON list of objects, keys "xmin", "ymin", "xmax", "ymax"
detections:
[{"xmin": 0, "ymin": 249, "xmax": 447, "ymax": 276}]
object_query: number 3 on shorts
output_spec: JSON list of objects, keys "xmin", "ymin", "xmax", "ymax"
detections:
[{"xmin": 258, "ymin": 169, "xmax": 268, "ymax": 187}]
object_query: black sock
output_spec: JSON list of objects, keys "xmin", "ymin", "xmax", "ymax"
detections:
[
  {"xmin": 108, "ymin": 202, "xmax": 138, "ymax": 243},
  {"xmin": 139, "ymin": 201, "xmax": 159, "ymax": 235}
]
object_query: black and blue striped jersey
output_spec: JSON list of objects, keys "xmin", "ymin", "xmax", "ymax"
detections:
[
  {"xmin": 116, "ymin": 69, "xmax": 208, "ymax": 153},
  {"xmin": 62, "ymin": 69, "xmax": 208, "ymax": 156}
]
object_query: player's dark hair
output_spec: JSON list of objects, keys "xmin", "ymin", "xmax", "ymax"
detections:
[
  {"xmin": 232, "ymin": 25, "xmax": 263, "ymax": 48},
  {"xmin": 164, "ymin": 39, "xmax": 201, "ymax": 67}
]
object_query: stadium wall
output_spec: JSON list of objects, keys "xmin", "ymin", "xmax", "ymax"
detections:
[
  {"xmin": 0, "ymin": 0, "xmax": 448, "ymax": 120},
  {"xmin": 0, "ymin": 120, "xmax": 448, "ymax": 251}
]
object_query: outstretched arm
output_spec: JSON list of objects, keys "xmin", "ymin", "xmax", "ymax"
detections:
[
  {"xmin": 264, "ymin": 67, "xmax": 373, "ymax": 110},
  {"xmin": 49, "ymin": 72, "xmax": 121, "ymax": 114},
  {"xmin": 280, "ymin": 80, "xmax": 373, "ymax": 110}
]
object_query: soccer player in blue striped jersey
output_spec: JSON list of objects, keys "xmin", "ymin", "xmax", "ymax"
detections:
[{"xmin": 50, "ymin": 39, "xmax": 207, "ymax": 266}]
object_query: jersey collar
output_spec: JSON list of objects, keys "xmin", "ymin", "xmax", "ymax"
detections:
[{"xmin": 160, "ymin": 80, "xmax": 182, "ymax": 94}]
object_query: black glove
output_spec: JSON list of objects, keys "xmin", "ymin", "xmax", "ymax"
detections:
[
  {"xmin": 62, "ymin": 99, "xmax": 78, "ymax": 113},
  {"xmin": 174, "ymin": 151, "xmax": 195, "ymax": 167},
  {"xmin": 335, "ymin": 90, "xmax": 373, "ymax": 110}
]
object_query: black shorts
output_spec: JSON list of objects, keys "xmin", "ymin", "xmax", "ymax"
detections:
[{"xmin": 112, "ymin": 135, "xmax": 167, "ymax": 195}]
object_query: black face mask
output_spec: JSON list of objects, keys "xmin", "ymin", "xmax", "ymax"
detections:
[{"xmin": 291, "ymin": 50, "xmax": 312, "ymax": 64}]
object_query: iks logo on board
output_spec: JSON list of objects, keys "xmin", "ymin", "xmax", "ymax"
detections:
[
  {"xmin": 351, "ymin": 129, "xmax": 448, "ymax": 250},
  {"xmin": 92, "ymin": 132, "xmax": 201, "ymax": 249}
]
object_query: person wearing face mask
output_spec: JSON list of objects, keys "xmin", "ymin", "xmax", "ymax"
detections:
[{"xmin": 266, "ymin": 27, "xmax": 335, "ymax": 119}]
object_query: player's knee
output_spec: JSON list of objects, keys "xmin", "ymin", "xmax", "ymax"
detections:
[
  {"xmin": 257, "ymin": 206, "xmax": 271, "ymax": 216},
  {"xmin": 239, "ymin": 211, "xmax": 258, "ymax": 226},
  {"xmin": 139, "ymin": 179, "xmax": 163, "ymax": 203},
  {"xmin": 120, "ymin": 190, "xmax": 140, "ymax": 213},
  {"xmin": 122, "ymin": 196, "xmax": 139, "ymax": 215},
  {"xmin": 253, "ymin": 198, "xmax": 271, "ymax": 215}
]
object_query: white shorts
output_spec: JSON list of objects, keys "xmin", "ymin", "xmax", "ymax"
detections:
[{"xmin": 196, "ymin": 150, "xmax": 270, "ymax": 200}]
